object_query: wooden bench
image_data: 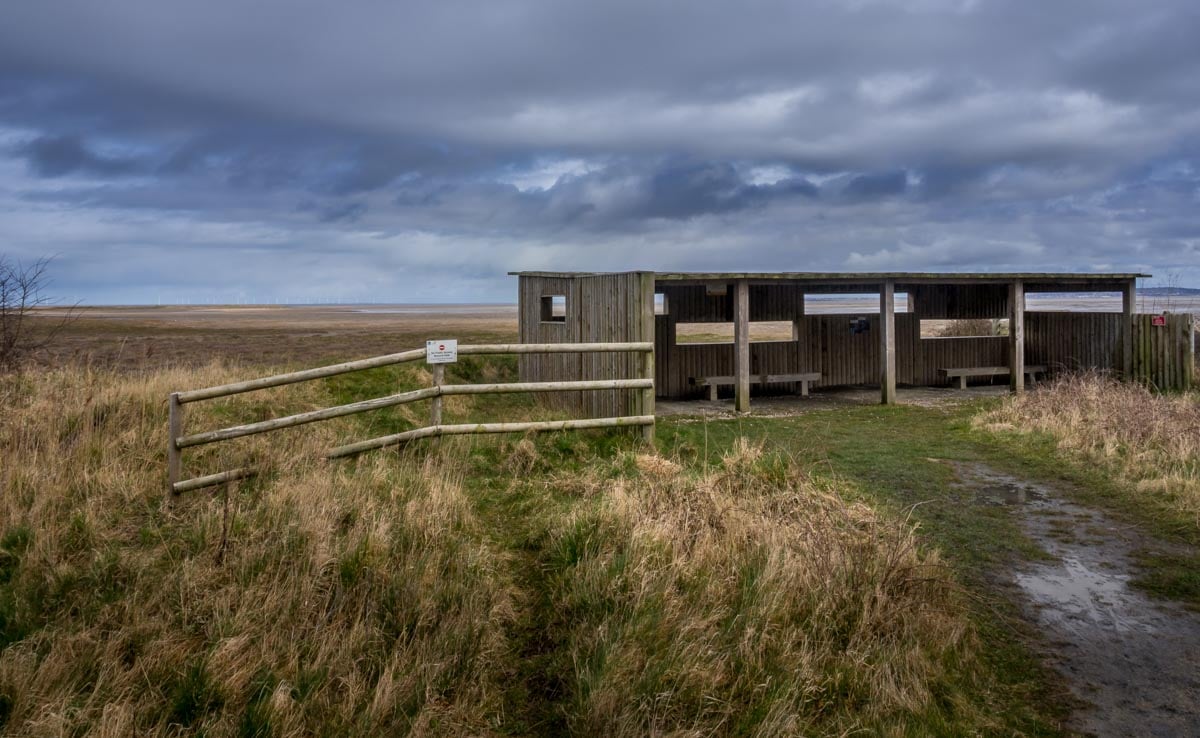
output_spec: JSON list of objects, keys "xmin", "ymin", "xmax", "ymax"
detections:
[
  {"xmin": 939, "ymin": 365, "xmax": 1047, "ymax": 389},
  {"xmin": 695, "ymin": 372, "xmax": 822, "ymax": 401}
]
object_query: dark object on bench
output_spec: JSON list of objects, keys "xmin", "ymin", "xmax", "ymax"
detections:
[
  {"xmin": 938, "ymin": 365, "xmax": 1047, "ymax": 389},
  {"xmin": 695, "ymin": 372, "xmax": 822, "ymax": 401}
]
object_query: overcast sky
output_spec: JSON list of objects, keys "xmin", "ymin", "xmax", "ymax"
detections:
[{"xmin": 2, "ymin": 0, "xmax": 1198, "ymax": 303}]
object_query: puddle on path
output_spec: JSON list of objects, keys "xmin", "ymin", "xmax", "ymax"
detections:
[{"xmin": 947, "ymin": 462, "xmax": 1200, "ymax": 738}]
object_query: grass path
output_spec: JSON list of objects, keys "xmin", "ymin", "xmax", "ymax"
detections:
[{"xmin": 658, "ymin": 398, "xmax": 1200, "ymax": 734}]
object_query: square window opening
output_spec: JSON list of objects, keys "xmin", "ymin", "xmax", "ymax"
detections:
[{"xmin": 540, "ymin": 294, "xmax": 567, "ymax": 323}]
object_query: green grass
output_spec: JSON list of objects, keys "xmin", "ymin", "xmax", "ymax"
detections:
[
  {"xmin": 16, "ymin": 353, "xmax": 1193, "ymax": 735},
  {"xmin": 659, "ymin": 404, "xmax": 1047, "ymax": 572},
  {"xmin": 315, "ymin": 363, "xmax": 1087, "ymax": 734},
  {"xmin": 656, "ymin": 405, "xmax": 1072, "ymax": 734},
  {"xmin": 1131, "ymin": 550, "xmax": 1200, "ymax": 607}
]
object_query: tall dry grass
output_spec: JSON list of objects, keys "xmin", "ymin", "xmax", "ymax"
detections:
[
  {"xmin": 0, "ymin": 364, "xmax": 514, "ymax": 736},
  {"xmin": 979, "ymin": 372, "xmax": 1200, "ymax": 527},
  {"xmin": 542, "ymin": 441, "xmax": 981, "ymax": 736},
  {"xmin": 2, "ymin": 362, "xmax": 998, "ymax": 735}
]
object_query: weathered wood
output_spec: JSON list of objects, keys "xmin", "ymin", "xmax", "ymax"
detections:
[
  {"xmin": 880, "ymin": 280, "xmax": 896, "ymax": 404},
  {"xmin": 177, "ymin": 386, "xmax": 441, "ymax": 448},
  {"xmin": 698, "ymin": 372, "xmax": 822, "ymax": 400},
  {"xmin": 1187, "ymin": 314, "xmax": 1196, "ymax": 391},
  {"xmin": 167, "ymin": 393, "xmax": 182, "ymax": 495},
  {"xmin": 172, "ymin": 467, "xmax": 255, "ymax": 494},
  {"xmin": 639, "ymin": 271, "xmax": 656, "ymax": 443},
  {"xmin": 182, "ymin": 342, "xmax": 653, "ymax": 405},
  {"xmin": 178, "ymin": 348, "xmax": 427, "ymax": 403},
  {"xmin": 940, "ymin": 365, "xmax": 1046, "ymax": 389},
  {"xmin": 1122, "ymin": 279, "xmax": 1136, "ymax": 379},
  {"xmin": 1009, "ymin": 281, "xmax": 1025, "ymax": 392},
  {"xmin": 941, "ymin": 365, "xmax": 1047, "ymax": 378},
  {"xmin": 430, "ymin": 364, "xmax": 445, "ymax": 426},
  {"xmin": 327, "ymin": 415, "xmax": 656, "ymax": 458},
  {"xmin": 734, "ymin": 279, "xmax": 750, "ymax": 412},
  {"xmin": 461, "ymin": 342, "xmax": 652, "ymax": 355},
  {"xmin": 444, "ymin": 378, "xmax": 654, "ymax": 396},
  {"xmin": 177, "ymin": 379, "xmax": 655, "ymax": 448}
]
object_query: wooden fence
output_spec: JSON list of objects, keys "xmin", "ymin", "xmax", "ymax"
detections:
[
  {"xmin": 1130, "ymin": 313, "xmax": 1195, "ymax": 392},
  {"xmin": 168, "ymin": 342, "xmax": 655, "ymax": 494}
]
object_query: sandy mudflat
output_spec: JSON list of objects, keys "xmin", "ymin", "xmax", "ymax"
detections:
[{"xmin": 31, "ymin": 296, "xmax": 1197, "ymax": 370}]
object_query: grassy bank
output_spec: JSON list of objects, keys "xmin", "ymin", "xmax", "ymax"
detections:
[
  {"xmin": 1, "ymin": 362, "xmax": 1063, "ymax": 735},
  {"xmin": 1, "ymin": 365, "xmax": 516, "ymax": 734},
  {"xmin": 979, "ymin": 374, "xmax": 1200, "ymax": 532},
  {"xmin": 976, "ymin": 372, "xmax": 1200, "ymax": 604}
]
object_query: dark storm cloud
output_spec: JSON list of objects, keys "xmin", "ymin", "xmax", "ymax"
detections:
[
  {"xmin": 19, "ymin": 134, "xmax": 143, "ymax": 178},
  {"xmin": 0, "ymin": 0, "xmax": 1198, "ymax": 302}
]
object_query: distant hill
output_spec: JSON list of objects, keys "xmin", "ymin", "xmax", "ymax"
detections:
[{"xmin": 1141, "ymin": 286, "xmax": 1200, "ymax": 296}]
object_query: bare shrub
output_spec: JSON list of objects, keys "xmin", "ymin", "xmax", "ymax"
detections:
[
  {"xmin": 0, "ymin": 255, "xmax": 75, "ymax": 372},
  {"xmin": 979, "ymin": 371, "xmax": 1200, "ymax": 525},
  {"xmin": 544, "ymin": 440, "xmax": 979, "ymax": 735}
]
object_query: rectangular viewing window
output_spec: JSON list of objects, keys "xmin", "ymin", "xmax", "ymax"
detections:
[
  {"xmin": 920, "ymin": 318, "xmax": 1008, "ymax": 338},
  {"xmin": 540, "ymin": 294, "xmax": 566, "ymax": 323},
  {"xmin": 675, "ymin": 321, "xmax": 794, "ymax": 344},
  {"xmin": 655, "ymin": 293, "xmax": 668, "ymax": 315},
  {"xmin": 803, "ymin": 293, "xmax": 909, "ymax": 314}
]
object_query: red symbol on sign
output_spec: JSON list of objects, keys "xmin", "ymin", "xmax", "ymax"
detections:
[
  {"xmin": 439, "ymin": 344, "xmax": 446, "ymax": 350},
  {"xmin": 1151, "ymin": 315, "xmax": 1166, "ymax": 327}
]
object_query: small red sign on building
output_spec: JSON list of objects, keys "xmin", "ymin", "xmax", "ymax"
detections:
[{"xmin": 1151, "ymin": 315, "xmax": 1167, "ymax": 327}]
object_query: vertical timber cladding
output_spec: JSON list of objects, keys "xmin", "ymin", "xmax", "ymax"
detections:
[
  {"xmin": 1022, "ymin": 312, "xmax": 1193, "ymax": 391},
  {"xmin": 1024, "ymin": 313, "xmax": 1121, "ymax": 374},
  {"xmin": 518, "ymin": 275, "xmax": 582, "ymax": 410},
  {"xmin": 909, "ymin": 284, "xmax": 1009, "ymax": 319},
  {"xmin": 1129, "ymin": 313, "xmax": 1196, "ymax": 392},
  {"xmin": 575, "ymin": 272, "xmax": 655, "ymax": 418},
  {"xmin": 517, "ymin": 272, "xmax": 655, "ymax": 416}
]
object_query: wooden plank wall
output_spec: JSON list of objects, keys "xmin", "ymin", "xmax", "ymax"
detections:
[
  {"xmin": 1025, "ymin": 312, "xmax": 1120, "ymax": 373},
  {"xmin": 660, "ymin": 284, "xmax": 806, "ymax": 322},
  {"xmin": 914, "ymin": 334, "xmax": 1008, "ymax": 386},
  {"xmin": 517, "ymin": 273, "xmax": 653, "ymax": 416},
  {"xmin": 576, "ymin": 272, "xmax": 652, "ymax": 417},
  {"xmin": 910, "ymin": 284, "xmax": 1009, "ymax": 318},
  {"xmin": 661, "ymin": 314, "xmax": 887, "ymax": 399},
  {"xmin": 518, "ymin": 276, "xmax": 582, "ymax": 409},
  {"xmin": 1130, "ymin": 313, "xmax": 1194, "ymax": 392}
]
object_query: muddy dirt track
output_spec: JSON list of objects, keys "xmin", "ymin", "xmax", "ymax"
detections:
[{"xmin": 950, "ymin": 463, "xmax": 1200, "ymax": 738}]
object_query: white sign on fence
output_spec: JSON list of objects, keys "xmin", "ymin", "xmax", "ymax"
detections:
[{"xmin": 426, "ymin": 339, "xmax": 458, "ymax": 364}]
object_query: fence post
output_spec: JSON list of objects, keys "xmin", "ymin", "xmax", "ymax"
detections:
[
  {"xmin": 430, "ymin": 364, "xmax": 445, "ymax": 426},
  {"xmin": 168, "ymin": 392, "xmax": 182, "ymax": 495},
  {"xmin": 641, "ymin": 348, "xmax": 655, "ymax": 444},
  {"xmin": 1187, "ymin": 313, "xmax": 1196, "ymax": 391},
  {"xmin": 638, "ymin": 271, "xmax": 656, "ymax": 444}
]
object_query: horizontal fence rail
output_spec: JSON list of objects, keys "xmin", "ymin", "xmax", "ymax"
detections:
[
  {"xmin": 168, "ymin": 342, "xmax": 654, "ymax": 494},
  {"xmin": 329, "ymin": 415, "xmax": 656, "ymax": 459}
]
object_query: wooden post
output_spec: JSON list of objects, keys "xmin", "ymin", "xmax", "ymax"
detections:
[
  {"xmin": 430, "ymin": 364, "xmax": 445, "ymax": 426},
  {"xmin": 1009, "ymin": 281, "xmax": 1025, "ymax": 393},
  {"xmin": 1122, "ymin": 278, "xmax": 1136, "ymax": 380},
  {"xmin": 638, "ymin": 272, "xmax": 656, "ymax": 443},
  {"xmin": 1187, "ymin": 313, "xmax": 1196, "ymax": 391},
  {"xmin": 880, "ymin": 280, "xmax": 896, "ymax": 405},
  {"xmin": 733, "ymin": 279, "xmax": 750, "ymax": 413},
  {"xmin": 168, "ymin": 392, "xmax": 182, "ymax": 495}
]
